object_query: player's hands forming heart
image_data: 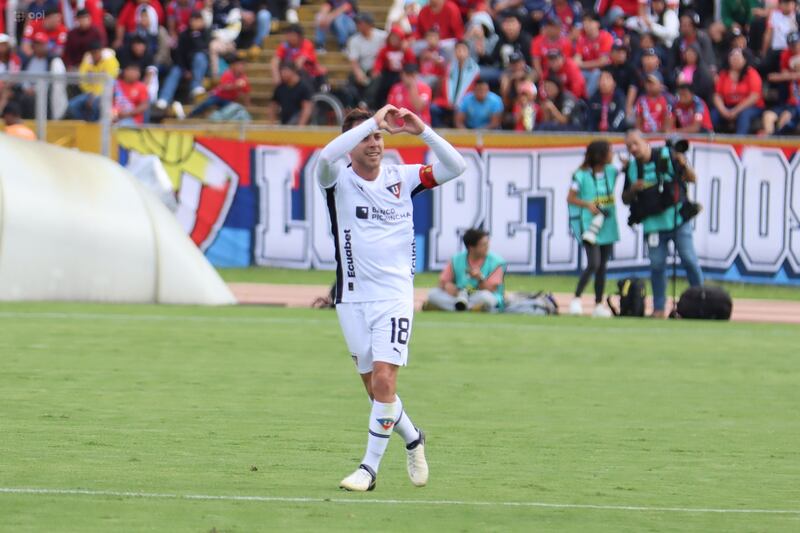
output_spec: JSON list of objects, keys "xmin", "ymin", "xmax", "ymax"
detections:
[
  {"xmin": 393, "ymin": 108, "xmax": 426, "ymax": 135},
  {"xmin": 374, "ymin": 104, "xmax": 401, "ymax": 133}
]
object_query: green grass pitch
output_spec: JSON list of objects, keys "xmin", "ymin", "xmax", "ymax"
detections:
[{"xmin": 2, "ymin": 302, "xmax": 799, "ymax": 532}]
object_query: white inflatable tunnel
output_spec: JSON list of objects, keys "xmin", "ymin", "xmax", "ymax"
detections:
[{"xmin": 0, "ymin": 134, "xmax": 236, "ymax": 305}]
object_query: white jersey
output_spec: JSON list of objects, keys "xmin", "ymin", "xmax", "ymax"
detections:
[
  {"xmin": 316, "ymin": 118, "xmax": 466, "ymax": 305},
  {"xmin": 323, "ymin": 162, "xmax": 431, "ymax": 303}
]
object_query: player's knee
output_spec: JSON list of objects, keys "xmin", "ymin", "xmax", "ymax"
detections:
[{"xmin": 371, "ymin": 366, "xmax": 397, "ymax": 401}]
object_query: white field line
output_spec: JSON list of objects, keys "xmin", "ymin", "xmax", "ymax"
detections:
[
  {"xmin": 0, "ymin": 311, "xmax": 782, "ymax": 336},
  {"xmin": 1, "ymin": 487, "xmax": 798, "ymax": 515}
]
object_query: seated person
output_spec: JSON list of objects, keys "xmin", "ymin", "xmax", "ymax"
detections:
[
  {"xmin": 270, "ymin": 62, "xmax": 312, "ymax": 125},
  {"xmin": 424, "ymin": 228, "xmax": 506, "ymax": 312},
  {"xmin": 188, "ymin": 55, "xmax": 251, "ymax": 117},
  {"xmin": 454, "ymin": 78, "xmax": 503, "ymax": 129}
]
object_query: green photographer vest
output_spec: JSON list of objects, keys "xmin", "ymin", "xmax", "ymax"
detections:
[
  {"xmin": 451, "ymin": 251, "xmax": 506, "ymax": 309},
  {"xmin": 568, "ymin": 164, "xmax": 621, "ymax": 246},
  {"xmin": 626, "ymin": 147, "xmax": 684, "ymax": 234}
]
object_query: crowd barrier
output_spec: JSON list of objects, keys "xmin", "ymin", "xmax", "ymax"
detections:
[{"xmin": 114, "ymin": 126, "xmax": 800, "ymax": 286}]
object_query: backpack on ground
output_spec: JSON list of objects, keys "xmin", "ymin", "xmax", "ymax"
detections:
[
  {"xmin": 608, "ymin": 278, "xmax": 647, "ymax": 317},
  {"xmin": 676, "ymin": 285, "xmax": 732, "ymax": 320},
  {"xmin": 504, "ymin": 291, "xmax": 559, "ymax": 315}
]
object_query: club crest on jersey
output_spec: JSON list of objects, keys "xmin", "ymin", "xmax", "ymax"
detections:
[
  {"xmin": 376, "ymin": 417, "xmax": 395, "ymax": 431},
  {"xmin": 386, "ymin": 182, "xmax": 402, "ymax": 199}
]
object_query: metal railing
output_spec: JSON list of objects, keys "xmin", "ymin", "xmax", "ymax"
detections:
[{"xmin": 0, "ymin": 71, "xmax": 114, "ymax": 156}]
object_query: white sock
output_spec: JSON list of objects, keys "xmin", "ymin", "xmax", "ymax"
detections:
[
  {"xmin": 393, "ymin": 395, "xmax": 420, "ymax": 447},
  {"xmin": 361, "ymin": 398, "xmax": 399, "ymax": 473}
]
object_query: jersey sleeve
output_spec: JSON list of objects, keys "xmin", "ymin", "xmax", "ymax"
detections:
[
  {"xmin": 418, "ymin": 126, "xmax": 467, "ymax": 187},
  {"xmin": 316, "ymin": 117, "xmax": 379, "ymax": 189}
]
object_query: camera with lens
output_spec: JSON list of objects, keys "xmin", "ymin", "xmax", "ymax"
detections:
[
  {"xmin": 665, "ymin": 137, "xmax": 690, "ymax": 154},
  {"xmin": 627, "ymin": 137, "xmax": 700, "ymax": 226},
  {"xmin": 582, "ymin": 206, "xmax": 610, "ymax": 245}
]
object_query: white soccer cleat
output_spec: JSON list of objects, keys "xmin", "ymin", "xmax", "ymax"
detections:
[
  {"xmin": 286, "ymin": 8, "xmax": 299, "ymax": 23},
  {"xmin": 406, "ymin": 429, "xmax": 428, "ymax": 487},
  {"xmin": 339, "ymin": 464, "xmax": 376, "ymax": 492},
  {"xmin": 592, "ymin": 304, "xmax": 613, "ymax": 318},
  {"xmin": 155, "ymin": 98, "xmax": 167, "ymax": 110},
  {"xmin": 569, "ymin": 297, "xmax": 583, "ymax": 316}
]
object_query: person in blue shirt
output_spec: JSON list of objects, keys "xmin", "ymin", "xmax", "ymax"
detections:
[{"xmin": 454, "ymin": 78, "xmax": 504, "ymax": 129}]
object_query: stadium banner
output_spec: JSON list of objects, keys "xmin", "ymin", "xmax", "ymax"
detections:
[{"xmin": 116, "ymin": 129, "xmax": 800, "ymax": 285}]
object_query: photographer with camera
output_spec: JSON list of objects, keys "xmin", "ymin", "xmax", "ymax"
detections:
[
  {"xmin": 622, "ymin": 129, "xmax": 704, "ymax": 318},
  {"xmin": 567, "ymin": 140, "xmax": 620, "ymax": 318}
]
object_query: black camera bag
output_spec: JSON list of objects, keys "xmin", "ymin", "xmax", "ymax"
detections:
[{"xmin": 677, "ymin": 286, "xmax": 732, "ymax": 320}]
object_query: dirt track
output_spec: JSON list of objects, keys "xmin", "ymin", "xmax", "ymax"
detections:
[{"xmin": 228, "ymin": 283, "xmax": 800, "ymax": 325}]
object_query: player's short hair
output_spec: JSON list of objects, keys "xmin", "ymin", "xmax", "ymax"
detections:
[
  {"xmin": 342, "ymin": 109, "xmax": 374, "ymax": 132},
  {"xmin": 463, "ymin": 228, "xmax": 488, "ymax": 249}
]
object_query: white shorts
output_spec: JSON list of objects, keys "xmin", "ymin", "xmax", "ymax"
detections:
[{"xmin": 335, "ymin": 299, "xmax": 415, "ymax": 374}]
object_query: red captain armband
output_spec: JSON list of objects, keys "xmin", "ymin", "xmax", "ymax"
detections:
[{"xmin": 419, "ymin": 164, "xmax": 437, "ymax": 189}]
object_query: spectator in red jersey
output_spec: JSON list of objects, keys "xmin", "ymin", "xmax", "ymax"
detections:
[
  {"xmin": 21, "ymin": 8, "xmax": 68, "ymax": 58},
  {"xmin": 634, "ymin": 71, "xmax": 672, "ymax": 133},
  {"xmin": 432, "ymin": 39, "xmax": 480, "ymax": 127},
  {"xmin": 596, "ymin": 0, "xmax": 638, "ymax": 19},
  {"xmin": 117, "ymin": 34, "xmax": 158, "ymax": 105},
  {"xmin": 114, "ymin": 0, "xmax": 165, "ymax": 49},
  {"xmin": 627, "ymin": 47, "xmax": 663, "ymax": 122},
  {"xmin": 0, "ymin": 33, "xmax": 20, "ymax": 111},
  {"xmin": 61, "ymin": 0, "xmax": 107, "ymax": 42},
  {"xmin": 418, "ymin": 28, "xmax": 448, "ymax": 91},
  {"xmin": 542, "ymin": 48, "xmax": 586, "ymax": 99},
  {"xmin": 587, "ymin": 69, "xmax": 627, "ymax": 132},
  {"xmin": 388, "ymin": 63, "xmax": 433, "ymax": 125},
  {"xmin": 64, "ymin": 9, "xmax": 103, "ymax": 70},
  {"xmin": 167, "ymin": 0, "xmax": 206, "ymax": 44},
  {"xmin": 113, "ymin": 62, "xmax": 149, "ymax": 125},
  {"xmin": 511, "ymin": 78, "xmax": 539, "ymax": 131},
  {"xmin": 453, "ymin": 0, "xmax": 487, "ymax": 19},
  {"xmin": 416, "ymin": 0, "xmax": 464, "ymax": 41},
  {"xmin": 712, "ymin": 47, "xmax": 764, "ymax": 134},
  {"xmin": 189, "ymin": 55, "xmax": 251, "ymax": 117},
  {"xmin": 270, "ymin": 24, "xmax": 327, "ymax": 90},
  {"xmin": 548, "ymin": 0, "xmax": 582, "ymax": 40},
  {"xmin": 530, "ymin": 14, "xmax": 572, "ymax": 76},
  {"xmin": 574, "ymin": 12, "xmax": 613, "ymax": 97},
  {"xmin": 373, "ymin": 27, "xmax": 415, "ymax": 107},
  {"xmin": 764, "ymin": 34, "xmax": 800, "ymax": 135},
  {"xmin": 671, "ymin": 79, "xmax": 712, "ymax": 133}
]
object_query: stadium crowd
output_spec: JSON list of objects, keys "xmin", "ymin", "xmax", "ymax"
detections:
[{"xmin": 0, "ymin": 0, "xmax": 799, "ymax": 135}]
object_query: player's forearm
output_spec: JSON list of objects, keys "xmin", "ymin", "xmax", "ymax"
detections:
[
  {"xmin": 420, "ymin": 126, "xmax": 466, "ymax": 184},
  {"xmin": 317, "ymin": 117, "xmax": 378, "ymax": 187}
]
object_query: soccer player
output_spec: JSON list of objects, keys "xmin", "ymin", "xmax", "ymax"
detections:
[{"xmin": 316, "ymin": 104, "xmax": 466, "ymax": 491}]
